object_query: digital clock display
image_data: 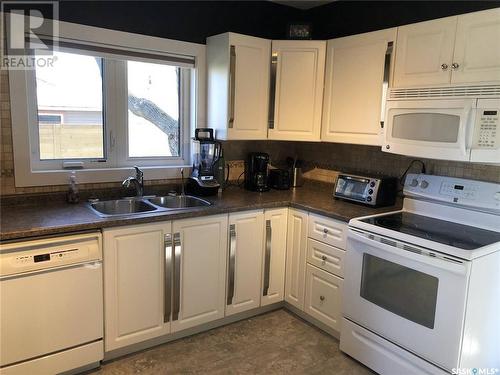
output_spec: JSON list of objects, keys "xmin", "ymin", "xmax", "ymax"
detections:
[
  {"xmin": 454, "ymin": 185, "xmax": 464, "ymax": 190},
  {"xmin": 34, "ymin": 254, "xmax": 50, "ymax": 262}
]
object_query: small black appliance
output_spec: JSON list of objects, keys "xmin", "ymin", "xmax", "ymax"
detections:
[
  {"xmin": 186, "ymin": 128, "xmax": 221, "ymax": 196},
  {"xmin": 269, "ymin": 169, "xmax": 290, "ymax": 190},
  {"xmin": 334, "ymin": 173, "xmax": 398, "ymax": 207},
  {"xmin": 244, "ymin": 153, "xmax": 270, "ymax": 192}
]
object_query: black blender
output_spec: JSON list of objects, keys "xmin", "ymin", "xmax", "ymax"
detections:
[{"xmin": 186, "ymin": 128, "xmax": 221, "ymax": 196}]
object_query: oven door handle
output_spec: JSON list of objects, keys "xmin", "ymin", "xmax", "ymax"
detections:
[{"xmin": 348, "ymin": 229, "xmax": 469, "ymax": 275}]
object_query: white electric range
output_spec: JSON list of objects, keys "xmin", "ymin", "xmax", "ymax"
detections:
[{"xmin": 341, "ymin": 173, "xmax": 500, "ymax": 375}]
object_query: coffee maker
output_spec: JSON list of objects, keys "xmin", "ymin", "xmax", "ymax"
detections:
[
  {"xmin": 245, "ymin": 152, "xmax": 270, "ymax": 192},
  {"xmin": 186, "ymin": 128, "xmax": 221, "ymax": 196}
]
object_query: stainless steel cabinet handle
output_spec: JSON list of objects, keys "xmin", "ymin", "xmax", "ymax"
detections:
[
  {"xmin": 320, "ymin": 295, "xmax": 325, "ymax": 301},
  {"xmin": 441, "ymin": 63, "xmax": 449, "ymax": 71},
  {"xmin": 228, "ymin": 45, "xmax": 236, "ymax": 129},
  {"xmin": 380, "ymin": 41, "xmax": 393, "ymax": 129},
  {"xmin": 263, "ymin": 220, "xmax": 272, "ymax": 296},
  {"xmin": 451, "ymin": 63, "xmax": 459, "ymax": 70},
  {"xmin": 172, "ymin": 232, "xmax": 181, "ymax": 321},
  {"xmin": 268, "ymin": 52, "xmax": 278, "ymax": 129},
  {"xmin": 227, "ymin": 224, "xmax": 236, "ymax": 305},
  {"xmin": 164, "ymin": 233, "xmax": 173, "ymax": 323}
]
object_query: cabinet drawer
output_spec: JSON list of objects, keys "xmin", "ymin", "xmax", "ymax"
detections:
[
  {"xmin": 308, "ymin": 214, "xmax": 347, "ymax": 249},
  {"xmin": 304, "ymin": 264, "xmax": 343, "ymax": 332},
  {"xmin": 306, "ymin": 238, "xmax": 344, "ymax": 278}
]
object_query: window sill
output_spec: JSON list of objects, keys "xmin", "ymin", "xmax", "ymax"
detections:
[{"xmin": 14, "ymin": 165, "xmax": 190, "ymax": 187}]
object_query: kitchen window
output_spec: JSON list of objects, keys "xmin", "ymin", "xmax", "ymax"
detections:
[{"xmin": 9, "ymin": 19, "xmax": 206, "ymax": 187}]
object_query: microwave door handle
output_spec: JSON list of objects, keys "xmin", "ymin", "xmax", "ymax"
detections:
[{"xmin": 460, "ymin": 104, "xmax": 474, "ymax": 157}]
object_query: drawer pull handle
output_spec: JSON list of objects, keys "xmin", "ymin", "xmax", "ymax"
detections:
[
  {"xmin": 320, "ymin": 295, "xmax": 325, "ymax": 301},
  {"xmin": 321, "ymin": 255, "xmax": 327, "ymax": 264},
  {"xmin": 323, "ymin": 228, "xmax": 329, "ymax": 234}
]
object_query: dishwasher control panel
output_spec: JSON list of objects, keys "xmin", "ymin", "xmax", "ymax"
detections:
[
  {"xmin": 14, "ymin": 247, "xmax": 81, "ymax": 265},
  {"xmin": 0, "ymin": 233, "xmax": 101, "ymax": 277}
]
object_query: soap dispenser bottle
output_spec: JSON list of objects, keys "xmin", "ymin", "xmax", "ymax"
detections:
[{"xmin": 67, "ymin": 171, "xmax": 80, "ymax": 204}]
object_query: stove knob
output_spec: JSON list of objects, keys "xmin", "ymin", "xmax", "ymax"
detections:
[
  {"xmin": 409, "ymin": 178, "xmax": 419, "ymax": 187},
  {"xmin": 366, "ymin": 196, "xmax": 373, "ymax": 202},
  {"xmin": 420, "ymin": 180, "xmax": 429, "ymax": 189},
  {"xmin": 494, "ymin": 192, "xmax": 500, "ymax": 201}
]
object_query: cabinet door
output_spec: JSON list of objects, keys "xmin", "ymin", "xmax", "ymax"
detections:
[
  {"xmin": 393, "ymin": 16, "xmax": 457, "ymax": 87},
  {"xmin": 103, "ymin": 222, "xmax": 172, "ymax": 351},
  {"xmin": 207, "ymin": 32, "xmax": 270, "ymax": 140},
  {"xmin": 269, "ymin": 40, "xmax": 326, "ymax": 141},
  {"xmin": 284, "ymin": 209, "xmax": 308, "ymax": 310},
  {"xmin": 226, "ymin": 210, "xmax": 265, "ymax": 316},
  {"xmin": 322, "ymin": 28, "xmax": 396, "ymax": 145},
  {"xmin": 304, "ymin": 264, "xmax": 343, "ymax": 332},
  {"xmin": 452, "ymin": 8, "xmax": 500, "ymax": 84},
  {"xmin": 171, "ymin": 215, "xmax": 228, "ymax": 332},
  {"xmin": 261, "ymin": 208, "xmax": 288, "ymax": 306}
]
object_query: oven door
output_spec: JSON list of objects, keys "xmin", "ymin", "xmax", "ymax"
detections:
[
  {"xmin": 383, "ymin": 99, "xmax": 475, "ymax": 161},
  {"xmin": 343, "ymin": 228, "xmax": 471, "ymax": 371}
]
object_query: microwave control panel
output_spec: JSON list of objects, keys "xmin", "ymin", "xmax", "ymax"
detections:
[{"xmin": 473, "ymin": 109, "xmax": 499, "ymax": 149}]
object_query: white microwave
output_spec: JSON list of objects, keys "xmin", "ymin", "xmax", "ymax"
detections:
[{"xmin": 383, "ymin": 98, "xmax": 500, "ymax": 163}]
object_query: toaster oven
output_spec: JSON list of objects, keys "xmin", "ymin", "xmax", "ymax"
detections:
[{"xmin": 334, "ymin": 173, "xmax": 398, "ymax": 207}]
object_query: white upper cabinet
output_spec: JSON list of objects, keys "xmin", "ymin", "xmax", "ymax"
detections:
[
  {"xmin": 393, "ymin": 16, "xmax": 457, "ymax": 87},
  {"xmin": 322, "ymin": 28, "xmax": 397, "ymax": 145},
  {"xmin": 452, "ymin": 8, "xmax": 500, "ymax": 84},
  {"xmin": 268, "ymin": 40, "xmax": 326, "ymax": 141},
  {"xmin": 207, "ymin": 33, "xmax": 270, "ymax": 140},
  {"xmin": 393, "ymin": 8, "xmax": 500, "ymax": 87}
]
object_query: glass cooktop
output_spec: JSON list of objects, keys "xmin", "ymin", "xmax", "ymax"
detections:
[{"xmin": 361, "ymin": 212, "xmax": 500, "ymax": 250}]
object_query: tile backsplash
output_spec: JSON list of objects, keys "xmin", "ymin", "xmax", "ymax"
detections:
[
  {"xmin": 1, "ymin": 68, "xmax": 499, "ymax": 197},
  {"xmin": 222, "ymin": 141, "xmax": 500, "ymax": 184}
]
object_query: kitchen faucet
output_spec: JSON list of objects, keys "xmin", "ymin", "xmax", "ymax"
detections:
[{"xmin": 122, "ymin": 166, "xmax": 144, "ymax": 197}]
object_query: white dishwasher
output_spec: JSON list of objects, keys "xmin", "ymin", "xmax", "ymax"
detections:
[{"xmin": 0, "ymin": 232, "xmax": 103, "ymax": 375}]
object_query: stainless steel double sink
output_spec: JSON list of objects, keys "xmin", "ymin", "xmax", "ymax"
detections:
[{"xmin": 88, "ymin": 195, "xmax": 211, "ymax": 217}]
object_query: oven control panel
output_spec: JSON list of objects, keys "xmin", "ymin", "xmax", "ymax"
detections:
[{"xmin": 404, "ymin": 174, "xmax": 500, "ymax": 213}]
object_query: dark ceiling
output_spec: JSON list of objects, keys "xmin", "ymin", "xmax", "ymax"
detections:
[{"xmin": 54, "ymin": 1, "xmax": 500, "ymax": 43}]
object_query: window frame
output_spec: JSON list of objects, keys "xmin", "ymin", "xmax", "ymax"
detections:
[{"xmin": 9, "ymin": 18, "xmax": 206, "ymax": 187}]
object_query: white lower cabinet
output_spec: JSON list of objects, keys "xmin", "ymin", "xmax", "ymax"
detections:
[
  {"xmin": 102, "ymin": 208, "xmax": 342, "ymax": 355},
  {"xmin": 171, "ymin": 215, "xmax": 228, "ymax": 332},
  {"xmin": 304, "ymin": 264, "xmax": 343, "ymax": 332},
  {"xmin": 226, "ymin": 210, "xmax": 265, "ymax": 316},
  {"xmin": 261, "ymin": 208, "xmax": 288, "ymax": 306},
  {"xmin": 284, "ymin": 209, "xmax": 308, "ymax": 309},
  {"xmin": 103, "ymin": 222, "xmax": 172, "ymax": 352},
  {"xmin": 103, "ymin": 215, "xmax": 228, "ymax": 352}
]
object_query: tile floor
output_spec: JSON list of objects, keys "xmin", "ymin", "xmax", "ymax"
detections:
[{"xmin": 90, "ymin": 309, "xmax": 374, "ymax": 374}]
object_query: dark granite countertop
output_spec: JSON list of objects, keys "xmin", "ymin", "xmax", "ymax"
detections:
[{"xmin": 0, "ymin": 182, "xmax": 402, "ymax": 242}]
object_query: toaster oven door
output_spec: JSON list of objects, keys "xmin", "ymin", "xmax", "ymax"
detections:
[{"xmin": 335, "ymin": 175, "xmax": 371, "ymax": 203}]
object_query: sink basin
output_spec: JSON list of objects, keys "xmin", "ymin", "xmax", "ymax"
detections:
[
  {"xmin": 148, "ymin": 195, "xmax": 211, "ymax": 209},
  {"xmin": 90, "ymin": 199, "xmax": 158, "ymax": 217}
]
